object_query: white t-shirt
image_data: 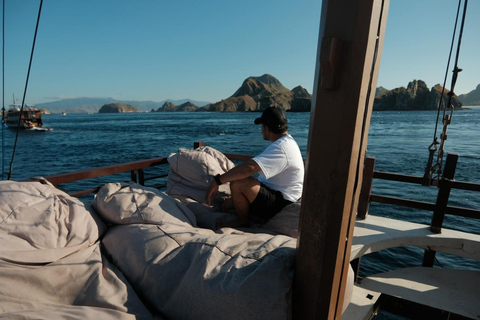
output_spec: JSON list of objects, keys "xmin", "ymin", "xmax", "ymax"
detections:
[{"xmin": 252, "ymin": 134, "xmax": 304, "ymax": 202}]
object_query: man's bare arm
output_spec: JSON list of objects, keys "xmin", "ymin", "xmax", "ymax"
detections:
[
  {"xmin": 205, "ymin": 159, "xmax": 261, "ymax": 206},
  {"xmin": 217, "ymin": 159, "xmax": 261, "ymax": 183}
]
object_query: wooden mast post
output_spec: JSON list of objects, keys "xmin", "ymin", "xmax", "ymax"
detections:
[{"xmin": 293, "ymin": 0, "xmax": 389, "ymax": 319}]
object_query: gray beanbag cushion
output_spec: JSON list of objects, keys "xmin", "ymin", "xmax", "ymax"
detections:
[{"xmin": 92, "ymin": 182, "xmax": 197, "ymax": 227}]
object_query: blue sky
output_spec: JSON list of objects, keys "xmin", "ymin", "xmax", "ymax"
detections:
[{"xmin": 1, "ymin": 0, "xmax": 479, "ymax": 105}]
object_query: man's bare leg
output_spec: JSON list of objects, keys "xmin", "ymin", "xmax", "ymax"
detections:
[{"xmin": 218, "ymin": 177, "xmax": 261, "ymax": 228}]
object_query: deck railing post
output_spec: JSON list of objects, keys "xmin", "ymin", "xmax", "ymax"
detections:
[
  {"xmin": 350, "ymin": 257, "xmax": 362, "ymax": 283},
  {"xmin": 422, "ymin": 249, "xmax": 437, "ymax": 267},
  {"xmin": 194, "ymin": 141, "xmax": 204, "ymax": 149},
  {"xmin": 139, "ymin": 169, "xmax": 145, "ymax": 186},
  {"xmin": 430, "ymin": 152, "xmax": 458, "ymax": 234},
  {"xmin": 358, "ymin": 156, "xmax": 376, "ymax": 219},
  {"xmin": 423, "ymin": 153, "xmax": 458, "ymax": 266},
  {"xmin": 131, "ymin": 170, "xmax": 138, "ymax": 183}
]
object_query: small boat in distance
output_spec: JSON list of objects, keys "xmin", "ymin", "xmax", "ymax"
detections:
[
  {"xmin": 4, "ymin": 104, "xmax": 42, "ymax": 129},
  {"xmin": 2, "ymin": 101, "xmax": 51, "ymax": 131}
]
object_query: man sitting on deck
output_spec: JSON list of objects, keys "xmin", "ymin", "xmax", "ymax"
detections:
[{"xmin": 205, "ymin": 106, "xmax": 304, "ymax": 229}]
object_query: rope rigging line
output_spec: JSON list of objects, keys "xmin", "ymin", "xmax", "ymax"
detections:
[
  {"xmin": 2, "ymin": 0, "xmax": 5, "ymax": 180},
  {"xmin": 422, "ymin": 0, "xmax": 468, "ymax": 186},
  {"xmin": 7, "ymin": 0, "xmax": 44, "ymax": 181}
]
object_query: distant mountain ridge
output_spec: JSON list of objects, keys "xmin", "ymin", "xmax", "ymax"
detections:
[
  {"xmin": 36, "ymin": 98, "xmax": 211, "ymax": 114},
  {"xmin": 458, "ymin": 84, "xmax": 480, "ymax": 106},
  {"xmin": 35, "ymin": 78, "xmax": 478, "ymax": 114}
]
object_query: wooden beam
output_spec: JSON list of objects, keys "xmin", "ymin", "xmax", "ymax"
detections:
[
  {"xmin": 374, "ymin": 171, "xmax": 435, "ymax": 185},
  {"xmin": 42, "ymin": 157, "xmax": 168, "ymax": 186},
  {"xmin": 450, "ymin": 180, "xmax": 480, "ymax": 192},
  {"xmin": 370, "ymin": 194, "xmax": 436, "ymax": 211},
  {"xmin": 293, "ymin": 0, "xmax": 389, "ymax": 319}
]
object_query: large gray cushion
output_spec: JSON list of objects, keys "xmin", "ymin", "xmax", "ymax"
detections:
[
  {"xmin": 166, "ymin": 146, "xmax": 234, "ymax": 203},
  {"xmin": 103, "ymin": 223, "xmax": 296, "ymax": 320},
  {"xmin": 92, "ymin": 182, "xmax": 197, "ymax": 227}
]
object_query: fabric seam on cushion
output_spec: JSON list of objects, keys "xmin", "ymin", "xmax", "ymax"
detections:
[
  {"xmin": 156, "ymin": 225, "xmax": 294, "ymax": 263},
  {"xmin": 0, "ymin": 184, "xmax": 50, "ymax": 225},
  {"xmin": 129, "ymin": 185, "xmax": 147, "ymax": 221}
]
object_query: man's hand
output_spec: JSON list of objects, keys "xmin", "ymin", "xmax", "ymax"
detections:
[
  {"xmin": 205, "ymin": 160, "xmax": 261, "ymax": 207},
  {"xmin": 205, "ymin": 180, "xmax": 219, "ymax": 206}
]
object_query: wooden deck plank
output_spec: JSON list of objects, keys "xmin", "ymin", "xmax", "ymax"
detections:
[
  {"xmin": 352, "ymin": 215, "xmax": 480, "ymax": 261},
  {"xmin": 344, "ymin": 215, "xmax": 480, "ymax": 319},
  {"xmin": 342, "ymin": 286, "xmax": 380, "ymax": 320},
  {"xmin": 357, "ymin": 267, "xmax": 480, "ymax": 319}
]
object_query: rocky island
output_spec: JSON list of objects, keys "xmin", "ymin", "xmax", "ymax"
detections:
[
  {"xmin": 153, "ymin": 77, "xmax": 465, "ymax": 113},
  {"xmin": 152, "ymin": 74, "xmax": 312, "ymax": 112},
  {"xmin": 204, "ymin": 74, "xmax": 311, "ymax": 112},
  {"xmin": 159, "ymin": 101, "xmax": 200, "ymax": 112},
  {"xmin": 373, "ymin": 80, "xmax": 463, "ymax": 111},
  {"xmin": 99, "ymin": 103, "xmax": 140, "ymax": 113}
]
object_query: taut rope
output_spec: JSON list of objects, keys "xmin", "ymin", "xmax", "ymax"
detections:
[
  {"xmin": 2, "ymin": 0, "xmax": 5, "ymax": 180},
  {"xmin": 423, "ymin": 0, "xmax": 468, "ymax": 186},
  {"xmin": 7, "ymin": 0, "xmax": 44, "ymax": 180}
]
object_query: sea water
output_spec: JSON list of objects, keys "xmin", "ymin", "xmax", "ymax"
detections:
[{"xmin": 1, "ymin": 108, "xmax": 479, "ymax": 318}]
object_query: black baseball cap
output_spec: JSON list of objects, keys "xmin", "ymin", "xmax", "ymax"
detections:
[{"xmin": 254, "ymin": 107, "xmax": 288, "ymax": 133}]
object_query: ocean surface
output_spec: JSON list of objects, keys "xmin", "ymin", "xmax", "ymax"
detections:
[{"xmin": 2, "ymin": 108, "xmax": 479, "ymax": 319}]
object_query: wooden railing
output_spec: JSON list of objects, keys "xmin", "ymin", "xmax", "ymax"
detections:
[
  {"xmin": 357, "ymin": 152, "xmax": 480, "ymax": 267},
  {"xmin": 42, "ymin": 157, "xmax": 170, "ymax": 197},
  {"xmin": 40, "ymin": 142, "xmax": 252, "ymax": 198},
  {"xmin": 358, "ymin": 153, "xmax": 480, "ymax": 227}
]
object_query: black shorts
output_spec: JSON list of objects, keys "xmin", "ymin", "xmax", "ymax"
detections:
[{"xmin": 249, "ymin": 183, "xmax": 293, "ymax": 222}]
